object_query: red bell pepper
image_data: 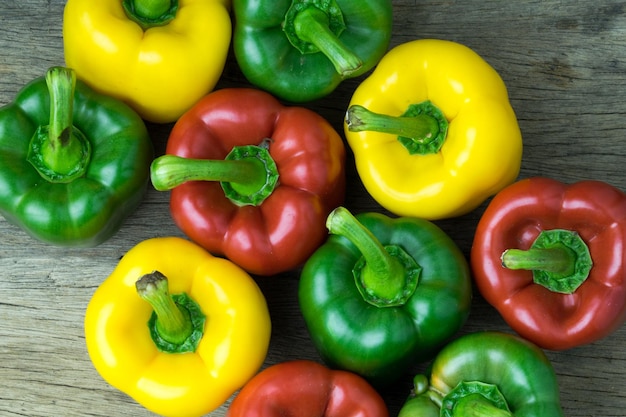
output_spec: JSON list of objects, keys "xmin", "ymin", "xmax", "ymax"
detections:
[
  {"xmin": 151, "ymin": 88, "xmax": 345, "ymax": 276},
  {"xmin": 227, "ymin": 360, "xmax": 389, "ymax": 417},
  {"xmin": 471, "ymin": 176, "xmax": 626, "ymax": 350}
]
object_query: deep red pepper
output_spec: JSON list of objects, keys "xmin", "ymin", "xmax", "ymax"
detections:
[
  {"xmin": 471, "ymin": 177, "xmax": 626, "ymax": 350},
  {"xmin": 150, "ymin": 88, "xmax": 345, "ymax": 276},
  {"xmin": 227, "ymin": 360, "xmax": 389, "ymax": 417}
]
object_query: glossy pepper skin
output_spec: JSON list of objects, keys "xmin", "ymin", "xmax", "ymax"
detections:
[
  {"xmin": 398, "ymin": 332, "xmax": 564, "ymax": 417},
  {"xmin": 0, "ymin": 67, "xmax": 152, "ymax": 247},
  {"xmin": 227, "ymin": 360, "xmax": 389, "ymax": 417},
  {"xmin": 232, "ymin": 0, "xmax": 392, "ymax": 102},
  {"xmin": 299, "ymin": 207, "xmax": 472, "ymax": 387},
  {"xmin": 84, "ymin": 237, "xmax": 271, "ymax": 417},
  {"xmin": 471, "ymin": 177, "xmax": 626, "ymax": 350},
  {"xmin": 150, "ymin": 88, "xmax": 346, "ymax": 276},
  {"xmin": 344, "ymin": 39, "xmax": 522, "ymax": 220},
  {"xmin": 63, "ymin": 0, "xmax": 231, "ymax": 123}
]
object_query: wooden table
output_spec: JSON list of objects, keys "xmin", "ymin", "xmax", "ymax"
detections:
[{"xmin": 2, "ymin": 1, "xmax": 626, "ymax": 415}]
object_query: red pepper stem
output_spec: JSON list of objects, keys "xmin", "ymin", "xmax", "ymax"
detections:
[
  {"xmin": 346, "ymin": 104, "xmax": 440, "ymax": 141},
  {"xmin": 292, "ymin": 6, "xmax": 362, "ymax": 76},
  {"xmin": 27, "ymin": 67, "xmax": 91, "ymax": 183},
  {"xmin": 327, "ymin": 207, "xmax": 419, "ymax": 307},
  {"xmin": 500, "ymin": 229, "xmax": 592, "ymax": 294},
  {"xmin": 451, "ymin": 394, "xmax": 514, "ymax": 417},
  {"xmin": 136, "ymin": 271, "xmax": 193, "ymax": 346},
  {"xmin": 151, "ymin": 142, "xmax": 279, "ymax": 206},
  {"xmin": 501, "ymin": 247, "xmax": 575, "ymax": 275}
]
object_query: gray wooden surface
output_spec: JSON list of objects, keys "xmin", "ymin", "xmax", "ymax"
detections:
[{"xmin": 2, "ymin": 1, "xmax": 626, "ymax": 416}]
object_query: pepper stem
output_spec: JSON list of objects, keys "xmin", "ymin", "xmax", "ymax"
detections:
[
  {"xmin": 150, "ymin": 141, "xmax": 279, "ymax": 207},
  {"xmin": 283, "ymin": 0, "xmax": 362, "ymax": 76},
  {"xmin": 122, "ymin": 0, "xmax": 178, "ymax": 29},
  {"xmin": 441, "ymin": 381, "xmax": 513, "ymax": 417},
  {"xmin": 136, "ymin": 271, "xmax": 206, "ymax": 353},
  {"xmin": 27, "ymin": 67, "xmax": 91, "ymax": 183},
  {"xmin": 501, "ymin": 229, "xmax": 592, "ymax": 294},
  {"xmin": 326, "ymin": 207, "xmax": 421, "ymax": 307},
  {"xmin": 346, "ymin": 101, "xmax": 449, "ymax": 155}
]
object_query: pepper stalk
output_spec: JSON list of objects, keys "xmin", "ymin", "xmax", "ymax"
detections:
[
  {"xmin": 136, "ymin": 270, "xmax": 205, "ymax": 353},
  {"xmin": 501, "ymin": 229, "xmax": 592, "ymax": 294},
  {"xmin": 283, "ymin": 0, "xmax": 362, "ymax": 76},
  {"xmin": 326, "ymin": 207, "xmax": 421, "ymax": 307},
  {"xmin": 27, "ymin": 67, "xmax": 91, "ymax": 183},
  {"xmin": 346, "ymin": 101, "xmax": 449, "ymax": 155},
  {"xmin": 122, "ymin": 0, "xmax": 179, "ymax": 29},
  {"xmin": 150, "ymin": 140, "xmax": 280, "ymax": 206}
]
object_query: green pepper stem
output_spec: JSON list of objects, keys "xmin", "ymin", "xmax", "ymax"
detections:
[
  {"xmin": 151, "ymin": 142, "xmax": 279, "ymax": 206},
  {"xmin": 122, "ymin": 0, "xmax": 178, "ymax": 29},
  {"xmin": 346, "ymin": 104, "xmax": 440, "ymax": 140},
  {"xmin": 451, "ymin": 394, "xmax": 514, "ymax": 417},
  {"xmin": 27, "ymin": 67, "xmax": 91, "ymax": 183},
  {"xmin": 136, "ymin": 271, "xmax": 193, "ymax": 346},
  {"xmin": 327, "ymin": 207, "xmax": 420, "ymax": 307},
  {"xmin": 292, "ymin": 6, "xmax": 362, "ymax": 76},
  {"xmin": 500, "ymin": 229, "xmax": 592, "ymax": 294}
]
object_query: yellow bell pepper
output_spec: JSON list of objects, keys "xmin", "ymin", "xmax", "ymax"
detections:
[
  {"xmin": 84, "ymin": 237, "xmax": 271, "ymax": 417},
  {"xmin": 62, "ymin": 0, "xmax": 232, "ymax": 123},
  {"xmin": 344, "ymin": 39, "xmax": 523, "ymax": 220}
]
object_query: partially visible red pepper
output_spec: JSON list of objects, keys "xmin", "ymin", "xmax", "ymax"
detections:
[
  {"xmin": 227, "ymin": 360, "xmax": 389, "ymax": 417},
  {"xmin": 151, "ymin": 88, "xmax": 345, "ymax": 276},
  {"xmin": 471, "ymin": 177, "xmax": 626, "ymax": 350}
]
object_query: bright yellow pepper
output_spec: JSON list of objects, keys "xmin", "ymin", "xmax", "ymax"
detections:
[
  {"xmin": 84, "ymin": 237, "xmax": 271, "ymax": 417},
  {"xmin": 63, "ymin": 0, "xmax": 231, "ymax": 123},
  {"xmin": 344, "ymin": 39, "xmax": 523, "ymax": 220}
]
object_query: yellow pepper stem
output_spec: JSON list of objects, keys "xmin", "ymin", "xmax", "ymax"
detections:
[
  {"xmin": 122, "ymin": 0, "xmax": 178, "ymax": 29},
  {"xmin": 346, "ymin": 101, "xmax": 449, "ymax": 155},
  {"xmin": 136, "ymin": 271, "xmax": 206, "ymax": 353}
]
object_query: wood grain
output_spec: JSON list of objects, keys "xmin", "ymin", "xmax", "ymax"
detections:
[{"xmin": 1, "ymin": 0, "xmax": 626, "ymax": 415}]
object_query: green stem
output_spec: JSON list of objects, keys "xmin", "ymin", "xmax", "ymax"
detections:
[
  {"xmin": 327, "ymin": 207, "xmax": 420, "ymax": 307},
  {"xmin": 500, "ymin": 229, "xmax": 592, "ymax": 294},
  {"xmin": 122, "ymin": 0, "xmax": 178, "ymax": 29},
  {"xmin": 293, "ymin": 6, "xmax": 361, "ymax": 76},
  {"xmin": 345, "ymin": 101, "xmax": 449, "ymax": 155},
  {"xmin": 451, "ymin": 394, "xmax": 514, "ymax": 417},
  {"xmin": 150, "ymin": 142, "xmax": 279, "ymax": 206},
  {"xmin": 283, "ymin": 0, "xmax": 361, "ymax": 76},
  {"xmin": 27, "ymin": 67, "xmax": 91, "ymax": 183},
  {"xmin": 136, "ymin": 271, "xmax": 193, "ymax": 346}
]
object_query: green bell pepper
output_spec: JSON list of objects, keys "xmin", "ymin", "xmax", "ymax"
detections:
[
  {"xmin": 399, "ymin": 332, "xmax": 564, "ymax": 417},
  {"xmin": 298, "ymin": 207, "xmax": 472, "ymax": 387},
  {"xmin": 0, "ymin": 67, "xmax": 153, "ymax": 247},
  {"xmin": 232, "ymin": 0, "xmax": 393, "ymax": 102}
]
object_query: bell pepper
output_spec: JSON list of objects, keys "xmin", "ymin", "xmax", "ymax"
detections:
[
  {"xmin": 150, "ymin": 88, "xmax": 346, "ymax": 276},
  {"xmin": 63, "ymin": 0, "xmax": 232, "ymax": 123},
  {"xmin": 470, "ymin": 177, "xmax": 626, "ymax": 350},
  {"xmin": 344, "ymin": 39, "xmax": 522, "ymax": 220},
  {"xmin": 299, "ymin": 207, "xmax": 472, "ymax": 386},
  {"xmin": 227, "ymin": 360, "xmax": 389, "ymax": 417},
  {"xmin": 398, "ymin": 331, "xmax": 564, "ymax": 417},
  {"xmin": 0, "ymin": 67, "xmax": 152, "ymax": 247},
  {"xmin": 84, "ymin": 236, "xmax": 271, "ymax": 417},
  {"xmin": 232, "ymin": 0, "xmax": 392, "ymax": 102}
]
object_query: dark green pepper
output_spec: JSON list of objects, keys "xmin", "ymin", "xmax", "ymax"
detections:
[
  {"xmin": 399, "ymin": 332, "xmax": 565, "ymax": 417},
  {"xmin": 232, "ymin": 0, "xmax": 392, "ymax": 102},
  {"xmin": 298, "ymin": 207, "xmax": 472, "ymax": 387},
  {"xmin": 0, "ymin": 67, "xmax": 153, "ymax": 247}
]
